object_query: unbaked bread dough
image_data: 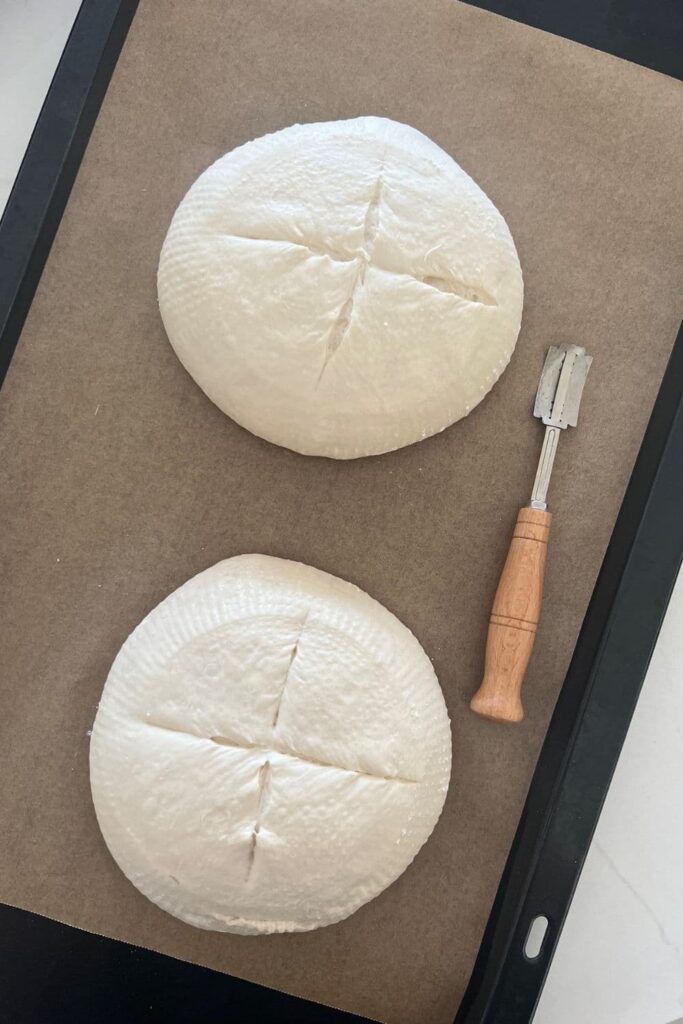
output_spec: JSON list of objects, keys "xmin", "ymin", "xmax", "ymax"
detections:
[
  {"xmin": 90, "ymin": 555, "xmax": 451, "ymax": 933},
  {"xmin": 158, "ymin": 117, "xmax": 523, "ymax": 458}
]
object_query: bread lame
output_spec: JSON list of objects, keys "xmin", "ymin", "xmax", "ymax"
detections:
[{"xmin": 470, "ymin": 344, "xmax": 593, "ymax": 723}]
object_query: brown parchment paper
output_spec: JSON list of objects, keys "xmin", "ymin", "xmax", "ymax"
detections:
[{"xmin": 1, "ymin": 2, "xmax": 681, "ymax": 1022}]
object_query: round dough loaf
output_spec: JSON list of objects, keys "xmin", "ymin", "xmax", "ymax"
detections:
[
  {"xmin": 158, "ymin": 117, "xmax": 523, "ymax": 459},
  {"xmin": 90, "ymin": 555, "xmax": 451, "ymax": 934}
]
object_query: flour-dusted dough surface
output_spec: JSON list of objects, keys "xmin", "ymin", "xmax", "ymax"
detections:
[
  {"xmin": 90, "ymin": 555, "xmax": 452, "ymax": 934},
  {"xmin": 158, "ymin": 117, "xmax": 523, "ymax": 458}
]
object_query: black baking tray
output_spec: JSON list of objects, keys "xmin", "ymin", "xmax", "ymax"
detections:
[{"xmin": 0, "ymin": 2, "xmax": 681, "ymax": 1022}]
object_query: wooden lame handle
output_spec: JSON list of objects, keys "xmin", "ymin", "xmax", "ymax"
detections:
[{"xmin": 470, "ymin": 507, "xmax": 552, "ymax": 723}]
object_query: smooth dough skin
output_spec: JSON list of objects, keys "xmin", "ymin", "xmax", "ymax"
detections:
[
  {"xmin": 90, "ymin": 555, "xmax": 452, "ymax": 934},
  {"xmin": 158, "ymin": 117, "xmax": 523, "ymax": 459}
]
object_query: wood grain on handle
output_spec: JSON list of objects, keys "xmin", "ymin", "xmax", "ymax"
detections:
[{"xmin": 470, "ymin": 507, "xmax": 552, "ymax": 723}]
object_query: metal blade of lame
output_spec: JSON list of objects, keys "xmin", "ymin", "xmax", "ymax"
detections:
[
  {"xmin": 534, "ymin": 344, "xmax": 593, "ymax": 428},
  {"xmin": 530, "ymin": 344, "xmax": 592, "ymax": 509}
]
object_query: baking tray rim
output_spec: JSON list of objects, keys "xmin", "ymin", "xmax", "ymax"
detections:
[{"xmin": 0, "ymin": 2, "xmax": 681, "ymax": 1022}]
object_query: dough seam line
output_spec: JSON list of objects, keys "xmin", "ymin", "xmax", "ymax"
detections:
[
  {"xmin": 218, "ymin": 232, "xmax": 498, "ymax": 308},
  {"xmin": 141, "ymin": 721, "xmax": 419, "ymax": 784},
  {"xmin": 245, "ymin": 759, "xmax": 271, "ymax": 882},
  {"xmin": 271, "ymin": 610, "xmax": 309, "ymax": 727}
]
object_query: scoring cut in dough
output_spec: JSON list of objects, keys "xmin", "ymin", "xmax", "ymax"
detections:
[
  {"xmin": 90, "ymin": 554, "xmax": 452, "ymax": 934},
  {"xmin": 158, "ymin": 116, "xmax": 523, "ymax": 459}
]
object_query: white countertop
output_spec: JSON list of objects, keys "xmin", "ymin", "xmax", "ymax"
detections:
[
  {"xmin": 1, "ymin": 3, "xmax": 681, "ymax": 1022},
  {"xmin": 536, "ymin": 572, "xmax": 683, "ymax": 1024}
]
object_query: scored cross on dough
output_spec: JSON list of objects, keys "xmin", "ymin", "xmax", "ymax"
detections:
[
  {"xmin": 142, "ymin": 605, "xmax": 420, "ymax": 885},
  {"xmin": 158, "ymin": 116, "xmax": 523, "ymax": 458},
  {"xmin": 220, "ymin": 161, "xmax": 497, "ymax": 390},
  {"xmin": 90, "ymin": 555, "xmax": 451, "ymax": 934},
  {"xmin": 142, "ymin": 606, "xmax": 419, "ymax": 888}
]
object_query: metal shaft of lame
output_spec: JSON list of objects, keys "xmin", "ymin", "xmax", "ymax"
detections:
[{"xmin": 530, "ymin": 425, "xmax": 561, "ymax": 510}]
